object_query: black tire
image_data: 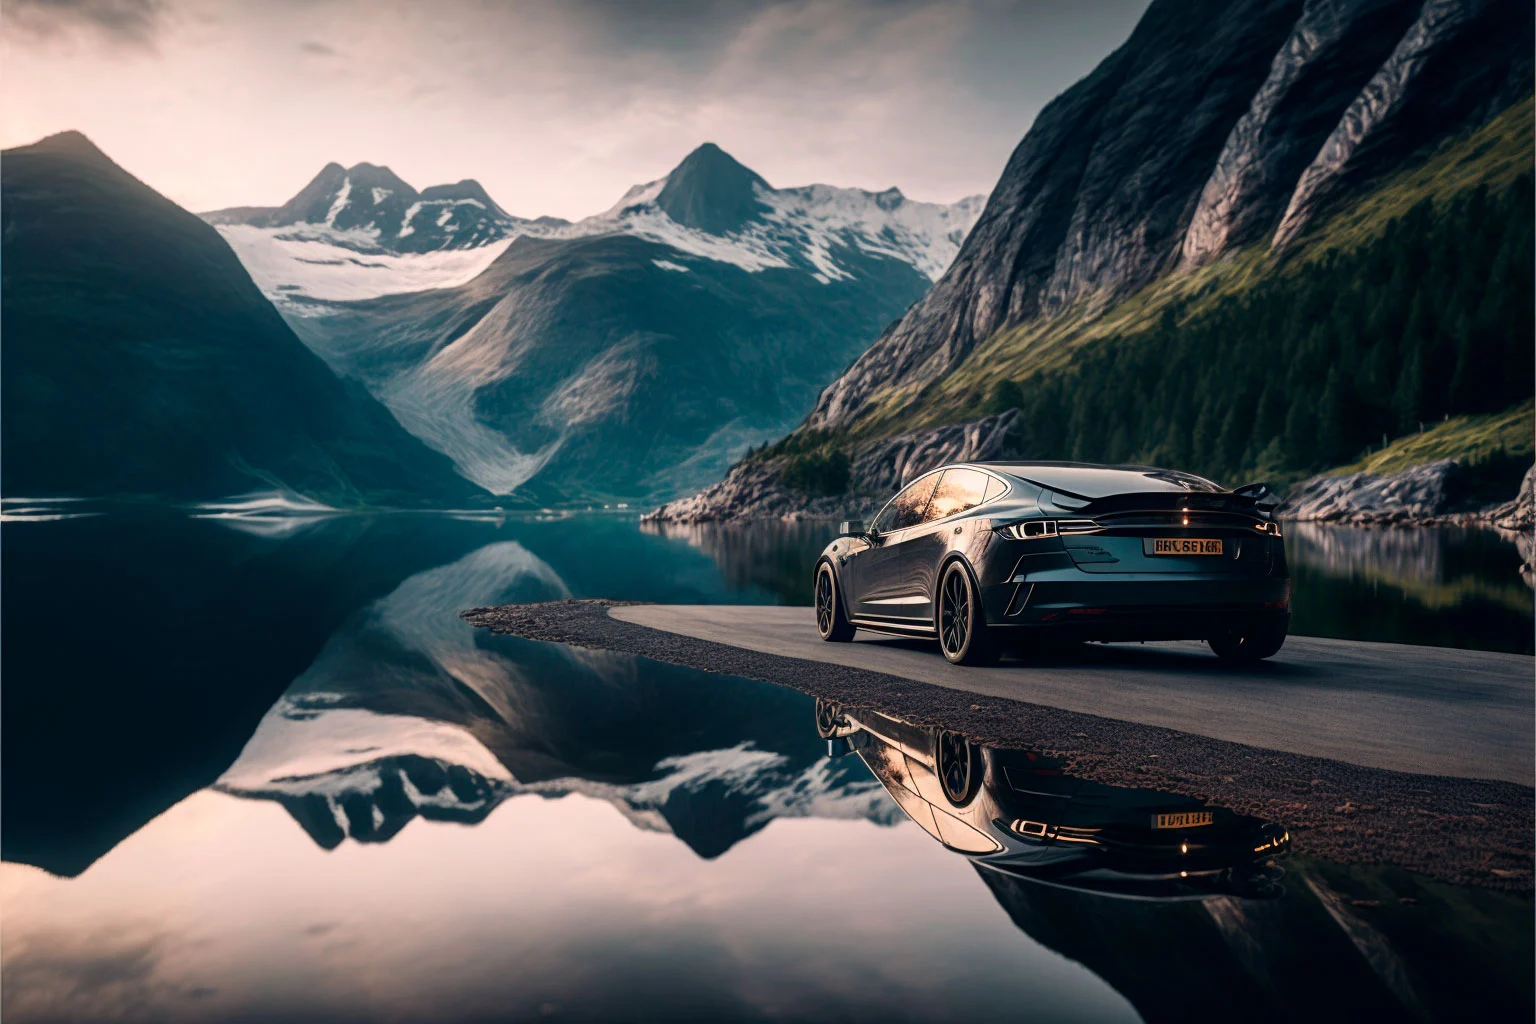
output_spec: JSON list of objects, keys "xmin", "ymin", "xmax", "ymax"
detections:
[
  {"xmin": 1209, "ymin": 625, "xmax": 1287, "ymax": 662},
  {"xmin": 933, "ymin": 729, "xmax": 983, "ymax": 806},
  {"xmin": 815, "ymin": 562, "xmax": 856, "ymax": 642},
  {"xmin": 936, "ymin": 561, "xmax": 999, "ymax": 665}
]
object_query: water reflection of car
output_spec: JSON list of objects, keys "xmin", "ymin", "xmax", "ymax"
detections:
[
  {"xmin": 813, "ymin": 461, "xmax": 1290, "ymax": 664},
  {"xmin": 817, "ymin": 699, "xmax": 1289, "ymax": 900}
]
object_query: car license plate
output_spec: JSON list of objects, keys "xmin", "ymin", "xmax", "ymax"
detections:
[
  {"xmin": 1145, "ymin": 537, "xmax": 1223, "ymax": 556},
  {"xmin": 1154, "ymin": 811, "xmax": 1213, "ymax": 829}
]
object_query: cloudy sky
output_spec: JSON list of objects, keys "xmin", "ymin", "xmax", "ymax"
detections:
[{"xmin": 4, "ymin": 0, "xmax": 1148, "ymax": 219}]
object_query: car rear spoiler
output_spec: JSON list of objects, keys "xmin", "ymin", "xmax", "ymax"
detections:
[{"xmin": 1051, "ymin": 490, "xmax": 1274, "ymax": 517}]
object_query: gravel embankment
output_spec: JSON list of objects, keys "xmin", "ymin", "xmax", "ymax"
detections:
[{"xmin": 464, "ymin": 599, "xmax": 1533, "ymax": 892}]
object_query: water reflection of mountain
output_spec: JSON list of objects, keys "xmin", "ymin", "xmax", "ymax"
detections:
[
  {"xmin": 216, "ymin": 539, "xmax": 896, "ymax": 857},
  {"xmin": 0, "ymin": 511, "xmax": 494, "ymax": 876}
]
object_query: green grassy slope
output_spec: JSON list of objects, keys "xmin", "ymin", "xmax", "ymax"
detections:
[
  {"xmin": 836, "ymin": 100, "xmax": 1535, "ymax": 488},
  {"xmin": 1329, "ymin": 401, "xmax": 1533, "ymax": 476}
]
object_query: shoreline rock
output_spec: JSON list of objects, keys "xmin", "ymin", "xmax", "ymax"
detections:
[{"xmin": 1280, "ymin": 460, "xmax": 1536, "ymax": 528}]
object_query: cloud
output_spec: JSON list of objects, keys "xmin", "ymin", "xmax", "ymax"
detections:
[
  {"xmin": 1, "ymin": 0, "xmax": 1149, "ymax": 217},
  {"xmin": 6, "ymin": 0, "xmax": 166, "ymax": 51}
]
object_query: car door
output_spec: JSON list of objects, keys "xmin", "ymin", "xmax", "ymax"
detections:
[
  {"xmin": 898, "ymin": 468, "xmax": 993, "ymax": 622},
  {"xmin": 851, "ymin": 471, "xmax": 941, "ymax": 623}
]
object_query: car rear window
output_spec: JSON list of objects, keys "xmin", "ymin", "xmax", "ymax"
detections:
[{"xmin": 927, "ymin": 468, "xmax": 990, "ymax": 521}]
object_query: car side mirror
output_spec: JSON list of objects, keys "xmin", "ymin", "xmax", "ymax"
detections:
[
  {"xmin": 1233, "ymin": 481, "xmax": 1276, "ymax": 506},
  {"xmin": 839, "ymin": 519, "xmax": 864, "ymax": 537}
]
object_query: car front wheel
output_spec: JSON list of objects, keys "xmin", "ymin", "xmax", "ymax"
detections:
[{"xmin": 937, "ymin": 561, "xmax": 999, "ymax": 666}]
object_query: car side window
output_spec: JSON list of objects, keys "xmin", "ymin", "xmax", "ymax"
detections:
[
  {"xmin": 926, "ymin": 468, "xmax": 990, "ymax": 522},
  {"xmin": 982, "ymin": 474, "xmax": 1007, "ymax": 503},
  {"xmin": 874, "ymin": 472, "xmax": 940, "ymax": 533}
]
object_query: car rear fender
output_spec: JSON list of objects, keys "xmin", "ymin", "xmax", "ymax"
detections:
[{"xmin": 932, "ymin": 552, "xmax": 984, "ymax": 629}]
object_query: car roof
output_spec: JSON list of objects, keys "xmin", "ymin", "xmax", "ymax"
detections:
[{"xmin": 962, "ymin": 461, "xmax": 1225, "ymax": 499}]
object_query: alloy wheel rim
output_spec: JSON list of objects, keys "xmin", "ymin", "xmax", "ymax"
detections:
[
  {"xmin": 937, "ymin": 731, "xmax": 971, "ymax": 802},
  {"xmin": 815, "ymin": 698, "xmax": 840, "ymax": 737},
  {"xmin": 816, "ymin": 569, "xmax": 834, "ymax": 635},
  {"xmin": 941, "ymin": 570, "xmax": 969, "ymax": 655}
]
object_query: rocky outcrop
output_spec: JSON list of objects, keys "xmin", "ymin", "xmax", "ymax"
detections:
[
  {"xmin": 1282, "ymin": 459, "xmax": 1536, "ymax": 526},
  {"xmin": 644, "ymin": 411, "xmax": 1020, "ymax": 523},
  {"xmin": 1486, "ymin": 464, "xmax": 1536, "ymax": 531},
  {"xmin": 1486, "ymin": 464, "xmax": 1535, "ymax": 586},
  {"xmin": 803, "ymin": 0, "xmax": 1529, "ymax": 434},
  {"xmin": 1281, "ymin": 459, "xmax": 1463, "ymax": 522}
]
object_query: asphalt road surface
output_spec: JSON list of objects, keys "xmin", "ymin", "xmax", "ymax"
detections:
[{"xmin": 611, "ymin": 604, "xmax": 1534, "ymax": 786}]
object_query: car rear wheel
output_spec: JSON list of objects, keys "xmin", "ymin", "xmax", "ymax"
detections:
[
  {"xmin": 1208, "ymin": 626, "xmax": 1287, "ymax": 662},
  {"xmin": 937, "ymin": 562, "xmax": 999, "ymax": 665},
  {"xmin": 815, "ymin": 562, "xmax": 855, "ymax": 642},
  {"xmin": 814, "ymin": 697, "xmax": 846, "ymax": 739},
  {"xmin": 933, "ymin": 729, "xmax": 983, "ymax": 806}
]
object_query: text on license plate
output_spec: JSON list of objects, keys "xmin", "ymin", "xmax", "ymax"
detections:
[
  {"xmin": 1154, "ymin": 811, "xmax": 1214, "ymax": 829},
  {"xmin": 1146, "ymin": 537, "xmax": 1223, "ymax": 556}
]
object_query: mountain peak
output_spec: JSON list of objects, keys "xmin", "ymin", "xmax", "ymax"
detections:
[
  {"xmin": 419, "ymin": 178, "xmax": 504, "ymax": 216},
  {"xmin": 14, "ymin": 130, "xmax": 112, "ymax": 164},
  {"xmin": 656, "ymin": 142, "xmax": 770, "ymax": 236}
]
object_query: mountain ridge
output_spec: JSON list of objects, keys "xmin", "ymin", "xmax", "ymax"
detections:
[{"xmin": 207, "ymin": 143, "xmax": 985, "ymax": 302}]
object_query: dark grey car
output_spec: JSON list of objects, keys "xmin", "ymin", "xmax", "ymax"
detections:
[{"xmin": 813, "ymin": 462, "xmax": 1290, "ymax": 665}]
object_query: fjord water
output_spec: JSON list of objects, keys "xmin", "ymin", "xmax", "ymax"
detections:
[{"xmin": 1, "ymin": 510, "xmax": 1530, "ymax": 1022}]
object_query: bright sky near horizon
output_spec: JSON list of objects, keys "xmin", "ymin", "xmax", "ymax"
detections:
[{"xmin": 3, "ymin": 0, "xmax": 1148, "ymax": 219}]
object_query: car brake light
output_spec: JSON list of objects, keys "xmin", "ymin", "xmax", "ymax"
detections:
[{"xmin": 1000, "ymin": 519, "xmax": 1101, "ymax": 540}]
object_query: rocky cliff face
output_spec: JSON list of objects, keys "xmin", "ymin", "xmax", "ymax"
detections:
[{"xmin": 805, "ymin": 0, "xmax": 1531, "ymax": 433}]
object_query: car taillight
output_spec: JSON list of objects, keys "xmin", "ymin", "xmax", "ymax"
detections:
[
  {"xmin": 1252, "ymin": 520, "xmax": 1282, "ymax": 537},
  {"xmin": 999, "ymin": 519, "xmax": 1100, "ymax": 540}
]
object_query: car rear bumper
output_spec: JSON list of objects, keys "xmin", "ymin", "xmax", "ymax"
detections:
[{"xmin": 981, "ymin": 573, "xmax": 1291, "ymax": 643}]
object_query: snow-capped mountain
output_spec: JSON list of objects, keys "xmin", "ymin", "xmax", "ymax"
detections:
[
  {"xmin": 205, "ymin": 144, "xmax": 982, "ymax": 310},
  {"xmin": 203, "ymin": 144, "xmax": 983, "ymax": 501},
  {"xmin": 581, "ymin": 143, "xmax": 985, "ymax": 284},
  {"xmin": 204, "ymin": 160, "xmax": 553, "ymax": 253}
]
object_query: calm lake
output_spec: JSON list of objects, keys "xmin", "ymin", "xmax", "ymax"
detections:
[{"xmin": 2, "ymin": 508, "xmax": 1530, "ymax": 1022}]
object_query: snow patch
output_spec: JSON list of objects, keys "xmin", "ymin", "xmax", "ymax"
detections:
[
  {"xmin": 324, "ymin": 176, "xmax": 352, "ymax": 227},
  {"xmin": 398, "ymin": 201, "xmax": 424, "ymax": 237},
  {"xmin": 217, "ymin": 224, "xmax": 516, "ymax": 304},
  {"xmin": 652, "ymin": 259, "xmax": 689, "ymax": 273}
]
